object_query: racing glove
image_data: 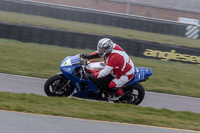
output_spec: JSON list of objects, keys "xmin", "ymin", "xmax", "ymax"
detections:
[
  {"xmin": 84, "ymin": 73, "xmax": 95, "ymax": 81},
  {"xmin": 89, "ymin": 73, "xmax": 95, "ymax": 80},
  {"xmin": 80, "ymin": 53, "xmax": 90, "ymax": 59}
]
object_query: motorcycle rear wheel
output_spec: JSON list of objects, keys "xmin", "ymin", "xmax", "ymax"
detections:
[
  {"xmin": 123, "ymin": 83, "xmax": 145, "ymax": 105},
  {"xmin": 44, "ymin": 74, "xmax": 74, "ymax": 97}
]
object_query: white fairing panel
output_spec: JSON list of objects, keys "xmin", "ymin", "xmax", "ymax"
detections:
[
  {"xmin": 87, "ymin": 62, "xmax": 105, "ymax": 70},
  {"xmin": 61, "ymin": 58, "xmax": 72, "ymax": 67}
]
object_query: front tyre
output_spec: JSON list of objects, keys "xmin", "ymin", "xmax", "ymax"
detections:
[{"xmin": 44, "ymin": 74, "xmax": 74, "ymax": 97}]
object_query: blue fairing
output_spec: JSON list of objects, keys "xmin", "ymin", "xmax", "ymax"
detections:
[
  {"xmin": 126, "ymin": 67, "xmax": 153, "ymax": 86},
  {"xmin": 60, "ymin": 55, "xmax": 81, "ymax": 75},
  {"xmin": 60, "ymin": 56, "xmax": 99, "ymax": 98},
  {"xmin": 59, "ymin": 55, "xmax": 152, "ymax": 99},
  {"xmin": 61, "ymin": 65, "xmax": 80, "ymax": 75}
]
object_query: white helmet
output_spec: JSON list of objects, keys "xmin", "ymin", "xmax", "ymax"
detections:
[{"xmin": 97, "ymin": 38, "xmax": 113, "ymax": 57}]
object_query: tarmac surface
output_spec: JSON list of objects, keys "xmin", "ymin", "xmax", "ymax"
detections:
[
  {"xmin": 0, "ymin": 110, "xmax": 198, "ymax": 133},
  {"xmin": 0, "ymin": 73, "xmax": 200, "ymax": 113}
]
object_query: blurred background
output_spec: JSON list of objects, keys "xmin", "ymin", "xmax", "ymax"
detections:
[
  {"xmin": 32, "ymin": 0, "xmax": 200, "ymax": 22},
  {"xmin": 0, "ymin": 0, "xmax": 200, "ymax": 56}
]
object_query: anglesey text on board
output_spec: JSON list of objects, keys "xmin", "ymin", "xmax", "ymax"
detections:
[{"xmin": 143, "ymin": 49, "xmax": 200, "ymax": 64}]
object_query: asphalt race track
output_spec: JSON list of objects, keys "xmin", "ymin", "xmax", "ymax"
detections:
[
  {"xmin": 0, "ymin": 110, "xmax": 198, "ymax": 133},
  {"xmin": 0, "ymin": 73, "xmax": 200, "ymax": 113},
  {"xmin": 0, "ymin": 73, "xmax": 200, "ymax": 133}
]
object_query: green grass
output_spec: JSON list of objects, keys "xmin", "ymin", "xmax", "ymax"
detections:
[
  {"xmin": 0, "ymin": 38, "xmax": 200, "ymax": 98},
  {"xmin": 0, "ymin": 92, "xmax": 200, "ymax": 131},
  {"xmin": 0, "ymin": 11, "xmax": 200, "ymax": 48}
]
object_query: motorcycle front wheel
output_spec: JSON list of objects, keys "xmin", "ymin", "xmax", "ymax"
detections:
[{"xmin": 44, "ymin": 74, "xmax": 74, "ymax": 97}]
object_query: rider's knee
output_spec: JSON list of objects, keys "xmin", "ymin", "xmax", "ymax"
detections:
[{"xmin": 108, "ymin": 80, "xmax": 116, "ymax": 88}]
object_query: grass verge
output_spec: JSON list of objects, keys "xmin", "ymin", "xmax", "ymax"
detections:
[
  {"xmin": 0, "ymin": 92, "xmax": 200, "ymax": 131},
  {"xmin": 0, "ymin": 11, "xmax": 200, "ymax": 48},
  {"xmin": 0, "ymin": 38, "xmax": 199, "ymax": 98}
]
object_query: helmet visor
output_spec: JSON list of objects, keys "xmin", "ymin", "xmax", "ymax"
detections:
[
  {"xmin": 97, "ymin": 46, "xmax": 104, "ymax": 57},
  {"xmin": 99, "ymin": 48, "xmax": 106, "ymax": 54}
]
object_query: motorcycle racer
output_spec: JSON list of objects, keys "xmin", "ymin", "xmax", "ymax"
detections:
[{"xmin": 80, "ymin": 38, "xmax": 135, "ymax": 101}]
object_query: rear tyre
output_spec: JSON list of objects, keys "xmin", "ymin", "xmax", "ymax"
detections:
[
  {"xmin": 123, "ymin": 83, "xmax": 145, "ymax": 105},
  {"xmin": 44, "ymin": 74, "xmax": 74, "ymax": 97}
]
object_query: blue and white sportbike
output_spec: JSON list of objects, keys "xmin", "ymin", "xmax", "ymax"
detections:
[{"xmin": 44, "ymin": 54, "xmax": 153, "ymax": 105}]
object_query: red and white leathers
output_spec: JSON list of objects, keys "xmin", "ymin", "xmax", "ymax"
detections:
[{"xmin": 89, "ymin": 43, "xmax": 135, "ymax": 96}]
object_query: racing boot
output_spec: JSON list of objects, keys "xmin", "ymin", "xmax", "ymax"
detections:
[{"xmin": 108, "ymin": 87, "xmax": 124, "ymax": 102}]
